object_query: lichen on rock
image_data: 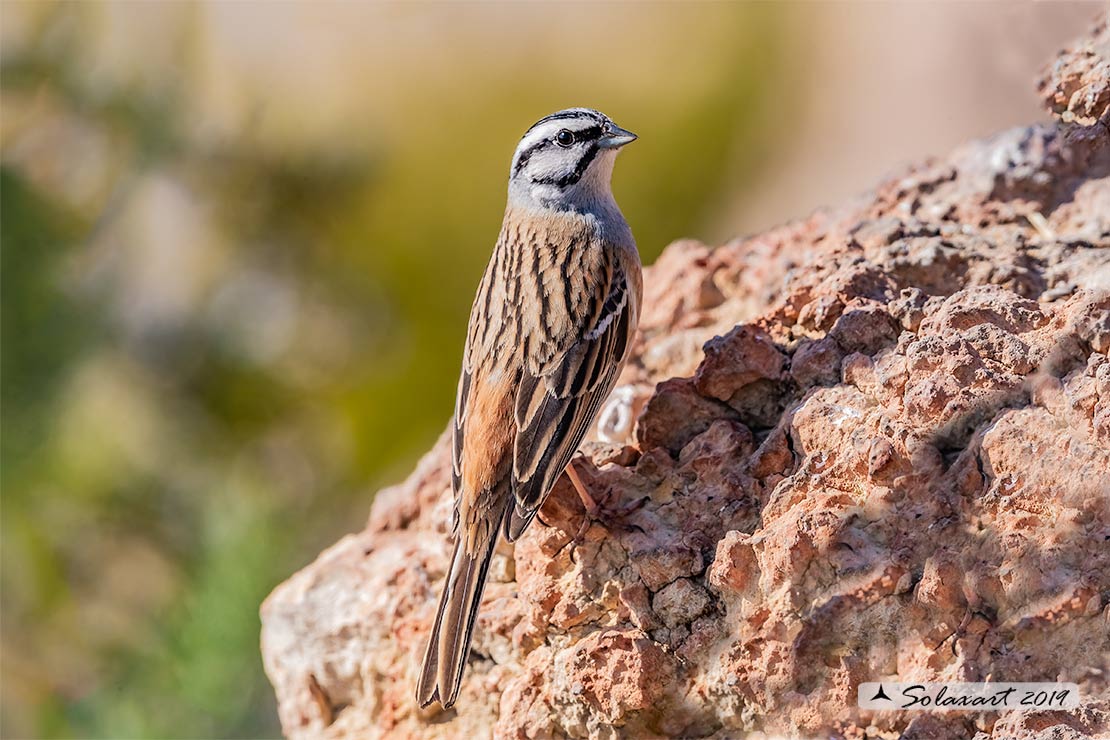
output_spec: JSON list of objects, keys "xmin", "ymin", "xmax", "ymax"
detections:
[{"xmin": 262, "ymin": 16, "xmax": 1110, "ymax": 740}]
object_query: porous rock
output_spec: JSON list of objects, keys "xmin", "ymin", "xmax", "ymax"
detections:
[{"xmin": 1039, "ymin": 12, "xmax": 1110, "ymax": 128}]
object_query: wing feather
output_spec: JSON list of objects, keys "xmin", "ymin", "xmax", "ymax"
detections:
[
  {"xmin": 450, "ymin": 367, "xmax": 470, "ymax": 505},
  {"xmin": 505, "ymin": 269, "xmax": 633, "ymax": 540}
]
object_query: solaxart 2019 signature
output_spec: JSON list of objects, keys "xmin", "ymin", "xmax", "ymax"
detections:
[{"xmin": 858, "ymin": 682, "xmax": 1080, "ymax": 711}]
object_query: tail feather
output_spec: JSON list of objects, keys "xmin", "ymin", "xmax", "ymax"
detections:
[{"xmin": 416, "ymin": 516, "xmax": 503, "ymax": 709}]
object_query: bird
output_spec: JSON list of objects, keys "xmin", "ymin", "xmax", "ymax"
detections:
[{"xmin": 416, "ymin": 108, "xmax": 641, "ymax": 710}]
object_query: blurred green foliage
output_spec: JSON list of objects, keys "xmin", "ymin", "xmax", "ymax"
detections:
[{"xmin": 1, "ymin": 2, "xmax": 789, "ymax": 737}]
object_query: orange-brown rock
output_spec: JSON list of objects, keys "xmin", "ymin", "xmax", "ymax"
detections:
[
  {"xmin": 263, "ymin": 16, "xmax": 1110, "ymax": 740},
  {"xmin": 1039, "ymin": 12, "xmax": 1110, "ymax": 128}
]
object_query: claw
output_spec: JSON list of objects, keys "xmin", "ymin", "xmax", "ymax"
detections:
[
  {"xmin": 552, "ymin": 533, "xmax": 578, "ymax": 562},
  {"xmin": 550, "ymin": 502, "xmax": 595, "ymax": 563}
]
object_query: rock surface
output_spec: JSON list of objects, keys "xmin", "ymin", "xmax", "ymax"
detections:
[
  {"xmin": 1039, "ymin": 12, "xmax": 1110, "ymax": 128},
  {"xmin": 263, "ymin": 17, "xmax": 1110, "ymax": 740}
]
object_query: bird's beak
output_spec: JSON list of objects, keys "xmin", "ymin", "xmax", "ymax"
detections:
[{"xmin": 599, "ymin": 124, "xmax": 637, "ymax": 149}]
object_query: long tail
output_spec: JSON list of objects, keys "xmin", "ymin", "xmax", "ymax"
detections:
[{"xmin": 415, "ymin": 513, "xmax": 504, "ymax": 709}]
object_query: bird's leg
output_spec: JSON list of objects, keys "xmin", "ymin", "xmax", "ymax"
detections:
[{"xmin": 565, "ymin": 459, "xmax": 601, "ymax": 518}]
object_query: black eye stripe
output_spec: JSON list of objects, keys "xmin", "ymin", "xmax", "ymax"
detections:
[
  {"xmin": 553, "ymin": 125, "xmax": 604, "ymax": 148},
  {"xmin": 570, "ymin": 126, "xmax": 603, "ymax": 142}
]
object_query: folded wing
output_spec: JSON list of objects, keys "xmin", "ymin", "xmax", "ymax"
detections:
[{"xmin": 505, "ymin": 267, "xmax": 634, "ymax": 540}]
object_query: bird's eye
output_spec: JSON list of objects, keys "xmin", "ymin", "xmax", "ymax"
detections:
[{"xmin": 555, "ymin": 130, "xmax": 575, "ymax": 147}]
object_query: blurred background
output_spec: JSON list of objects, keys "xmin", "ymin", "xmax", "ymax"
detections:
[{"xmin": 0, "ymin": 2, "xmax": 1097, "ymax": 738}]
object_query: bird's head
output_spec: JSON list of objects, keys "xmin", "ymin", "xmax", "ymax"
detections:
[{"xmin": 508, "ymin": 108, "xmax": 636, "ymax": 211}]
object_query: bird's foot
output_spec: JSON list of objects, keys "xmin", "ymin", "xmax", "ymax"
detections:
[{"xmin": 554, "ymin": 458, "xmax": 648, "ymax": 562}]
